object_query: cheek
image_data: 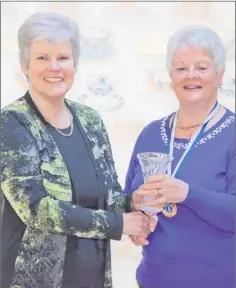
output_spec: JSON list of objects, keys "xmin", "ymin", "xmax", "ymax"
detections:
[
  {"xmin": 171, "ymin": 75, "xmax": 185, "ymax": 88},
  {"xmin": 200, "ymin": 75, "xmax": 218, "ymax": 88},
  {"xmin": 67, "ymin": 69, "xmax": 76, "ymax": 81},
  {"xmin": 66, "ymin": 70, "xmax": 75, "ymax": 82},
  {"xmin": 62, "ymin": 64, "xmax": 75, "ymax": 79},
  {"xmin": 27, "ymin": 64, "xmax": 46, "ymax": 79},
  {"xmin": 27, "ymin": 70, "xmax": 43, "ymax": 81},
  {"xmin": 199, "ymin": 69, "xmax": 219, "ymax": 83}
]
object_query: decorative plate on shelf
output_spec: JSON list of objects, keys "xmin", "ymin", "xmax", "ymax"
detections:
[
  {"xmin": 80, "ymin": 28, "xmax": 117, "ymax": 60},
  {"xmin": 220, "ymin": 78, "xmax": 235, "ymax": 98},
  {"xmin": 77, "ymin": 74, "xmax": 125, "ymax": 112}
]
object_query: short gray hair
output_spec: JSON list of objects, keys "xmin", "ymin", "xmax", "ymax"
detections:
[
  {"xmin": 18, "ymin": 12, "xmax": 80, "ymax": 69},
  {"xmin": 166, "ymin": 25, "xmax": 226, "ymax": 75}
]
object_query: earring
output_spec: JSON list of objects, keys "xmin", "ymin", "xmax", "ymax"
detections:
[
  {"xmin": 170, "ymin": 82, "xmax": 172, "ymax": 89},
  {"xmin": 218, "ymin": 84, "xmax": 222, "ymax": 88},
  {"xmin": 24, "ymin": 75, "xmax": 29, "ymax": 82}
]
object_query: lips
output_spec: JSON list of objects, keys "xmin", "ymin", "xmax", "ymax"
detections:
[
  {"xmin": 44, "ymin": 77, "xmax": 64, "ymax": 83},
  {"xmin": 183, "ymin": 85, "xmax": 202, "ymax": 90}
]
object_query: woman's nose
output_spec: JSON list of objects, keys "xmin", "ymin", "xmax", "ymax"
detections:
[
  {"xmin": 185, "ymin": 67, "xmax": 198, "ymax": 79},
  {"xmin": 48, "ymin": 59, "xmax": 61, "ymax": 71}
]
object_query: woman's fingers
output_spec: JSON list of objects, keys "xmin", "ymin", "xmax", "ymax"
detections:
[
  {"xmin": 130, "ymin": 236, "xmax": 149, "ymax": 246},
  {"xmin": 137, "ymin": 188, "xmax": 164, "ymax": 197},
  {"xmin": 145, "ymin": 197, "xmax": 166, "ymax": 207},
  {"xmin": 149, "ymin": 215, "xmax": 158, "ymax": 232}
]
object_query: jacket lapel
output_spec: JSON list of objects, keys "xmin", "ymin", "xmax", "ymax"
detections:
[{"xmin": 24, "ymin": 92, "xmax": 72, "ymax": 202}]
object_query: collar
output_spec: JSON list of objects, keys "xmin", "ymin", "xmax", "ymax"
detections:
[{"xmin": 24, "ymin": 91, "xmax": 48, "ymax": 124}]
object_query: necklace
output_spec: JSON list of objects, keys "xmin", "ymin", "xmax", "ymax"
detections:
[
  {"xmin": 45, "ymin": 106, "xmax": 74, "ymax": 137},
  {"xmin": 176, "ymin": 122, "xmax": 204, "ymax": 130},
  {"xmin": 176, "ymin": 121, "xmax": 204, "ymax": 140},
  {"xmin": 176, "ymin": 106, "xmax": 220, "ymax": 140}
]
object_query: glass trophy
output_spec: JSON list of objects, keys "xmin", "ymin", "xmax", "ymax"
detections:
[{"xmin": 137, "ymin": 152, "xmax": 173, "ymax": 214}]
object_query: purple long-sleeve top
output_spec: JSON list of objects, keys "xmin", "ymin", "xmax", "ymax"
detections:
[{"xmin": 124, "ymin": 108, "xmax": 235, "ymax": 288}]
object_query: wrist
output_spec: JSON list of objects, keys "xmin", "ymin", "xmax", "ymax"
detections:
[
  {"xmin": 131, "ymin": 190, "xmax": 139, "ymax": 211},
  {"xmin": 124, "ymin": 191, "xmax": 134, "ymax": 212},
  {"xmin": 179, "ymin": 181, "xmax": 189, "ymax": 202},
  {"xmin": 131, "ymin": 201, "xmax": 138, "ymax": 211}
]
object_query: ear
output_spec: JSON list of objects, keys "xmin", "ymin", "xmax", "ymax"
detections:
[
  {"xmin": 218, "ymin": 70, "xmax": 225, "ymax": 86},
  {"xmin": 74, "ymin": 59, "xmax": 78, "ymax": 74},
  {"xmin": 20, "ymin": 58, "xmax": 28, "ymax": 76}
]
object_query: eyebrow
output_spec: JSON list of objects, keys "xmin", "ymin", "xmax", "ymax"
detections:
[
  {"xmin": 34, "ymin": 53, "xmax": 48, "ymax": 55},
  {"xmin": 173, "ymin": 60, "xmax": 211, "ymax": 65},
  {"xmin": 34, "ymin": 53, "xmax": 72, "ymax": 56}
]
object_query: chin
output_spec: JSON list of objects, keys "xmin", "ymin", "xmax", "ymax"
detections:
[
  {"xmin": 181, "ymin": 93, "xmax": 205, "ymax": 103},
  {"xmin": 185, "ymin": 97, "xmax": 204, "ymax": 103},
  {"xmin": 50, "ymin": 92, "xmax": 67, "ymax": 98},
  {"xmin": 45, "ymin": 88, "xmax": 70, "ymax": 99},
  {"xmin": 39, "ymin": 82, "xmax": 73, "ymax": 98}
]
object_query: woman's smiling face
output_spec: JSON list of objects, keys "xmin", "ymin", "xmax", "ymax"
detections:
[
  {"xmin": 21, "ymin": 39, "xmax": 76, "ymax": 100},
  {"xmin": 170, "ymin": 46, "xmax": 224, "ymax": 105}
]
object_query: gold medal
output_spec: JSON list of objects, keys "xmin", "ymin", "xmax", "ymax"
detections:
[{"xmin": 162, "ymin": 203, "xmax": 177, "ymax": 218}]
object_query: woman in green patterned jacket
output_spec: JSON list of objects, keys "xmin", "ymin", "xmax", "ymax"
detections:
[{"xmin": 0, "ymin": 12, "xmax": 157, "ymax": 288}]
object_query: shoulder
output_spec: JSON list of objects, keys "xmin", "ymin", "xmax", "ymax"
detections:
[
  {"xmin": 2, "ymin": 97, "xmax": 27, "ymax": 114},
  {"xmin": 223, "ymin": 107, "xmax": 235, "ymax": 152},
  {"xmin": 196, "ymin": 106, "xmax": 235, "ymax": 155},
  {"xmin": 138, "ymin": 113, "xmax": 174, "ymax": 140},
  {"xmin": 219, "ymin": 107, "xmax": 235, "ymax": 165},
  {"xmin": 212, "ymin": 106, "xmax": 235, "ymax": 138},
  {"xmin": 1, "ymin": 99, "xmax": 36, "ymax": 152},
  {"xmin": 1, "ymin": 97, "xmax": 30, "ymax": 129},
  {"xmin": 130, "ymin": 113, "xmax": 175, "ymax": 153},
  {"xmin": 66, "ymin": 99, "xmax": 103, "ymax": 126},
  {"xmin": 222, "ymin": 107, "xmax": 235, "ymax": 128},
  {"xmin": 66, "ymin": 100, "xmax": 110, "ymax": 147}
]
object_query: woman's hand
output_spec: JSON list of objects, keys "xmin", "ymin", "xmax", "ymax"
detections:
[
  {"xmin": 131, "ymin": 189, "xmax": 144, "ymax": 211},
  {"xmin": 138, "ymin": 174, "xmax": 189, "ymax": 208},
  {"xmin": 131, "ymin": 187, "xmax": 164, "ymax": 213},
  {"xmin": 130, "ymin": 215, "xmax": 158, "ymax": 246},
  {"xmin": 122, "ymin": 212, "xmax": 158, "ymax": 239},
  {"xmin": 122, "ymin": 211, "xmax": 149, "ymax": 238},
  {"xmin": 130, "ymin": 235, "xmax": 147, "ymax": 246}
]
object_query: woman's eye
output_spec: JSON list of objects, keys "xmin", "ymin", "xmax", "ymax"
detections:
[
  {"xmin": 37, "ymin": 56, "xmax": 47, "ymax": 60},
  {"xmin": 198, "ymin": 66, "xmax": 207, "ymax": 71},
  {"xmin": 176, "ymin": 67, "xmax": 185, "ymax": 71},
  {"xmin": 59, "ymin": 56, "xmax": 69, "ymax": 60}
]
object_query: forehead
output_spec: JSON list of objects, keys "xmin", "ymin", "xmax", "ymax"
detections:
[
  {"xmin": 172, "ymin": 46, "xmax": 213, "ymax": 65},
  {"xmin": 29, "ymin": 39, "xmax": 73, "ymax": 55}
]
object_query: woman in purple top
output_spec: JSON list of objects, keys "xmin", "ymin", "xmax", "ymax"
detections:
[{"xmin": 124, "ymin": 25, "xmax": 235, "ymax": 288}]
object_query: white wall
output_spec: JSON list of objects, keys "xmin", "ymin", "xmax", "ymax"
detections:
[{"xmin": 1, "ymin": 3, "xmax": 235, "ymax": 287}]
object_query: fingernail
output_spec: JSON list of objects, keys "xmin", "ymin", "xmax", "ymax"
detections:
[{"xmin": 153, "ymin": 215, "xmax": 158, "ymax": 221}]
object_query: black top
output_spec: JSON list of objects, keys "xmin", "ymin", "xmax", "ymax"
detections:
[{"xmin": 47, "ymin": 119, "xmax": 105, "ymax": 288}]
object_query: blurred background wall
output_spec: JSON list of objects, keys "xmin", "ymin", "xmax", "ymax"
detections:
[{"xmin": 1, "ymin": 2, "xmax": 235, "ymax": 287}]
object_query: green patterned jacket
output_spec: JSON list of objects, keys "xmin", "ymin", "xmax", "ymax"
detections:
[{"xmin": 0, "ymin": 92, "xmax": 131, "ymax": 288}]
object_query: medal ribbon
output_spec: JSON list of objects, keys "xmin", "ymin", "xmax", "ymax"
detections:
[
  {"xmin": 161, "ymin": 101, "xmax": 220, "ymax": 217},
  {"xmin": 167, "ymin": 101, "xmax": 220, "ymax": 177}
]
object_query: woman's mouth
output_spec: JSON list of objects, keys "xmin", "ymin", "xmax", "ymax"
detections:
[
  {"xmin": 44, "ymin": 77, "xmax": 64, "ymax": 83},
  {"xmin": 183, "ymin": 85, "xmax": 202, "ymax": 90}
]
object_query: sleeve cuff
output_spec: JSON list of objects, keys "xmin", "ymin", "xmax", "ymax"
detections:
[
  {"xmin": 123, "ymin": 190, "xmax": 136, "ymax": 213},
  {"xmin": 107, "ymin": 211, "xmax": 123, "ymax": 241}
]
